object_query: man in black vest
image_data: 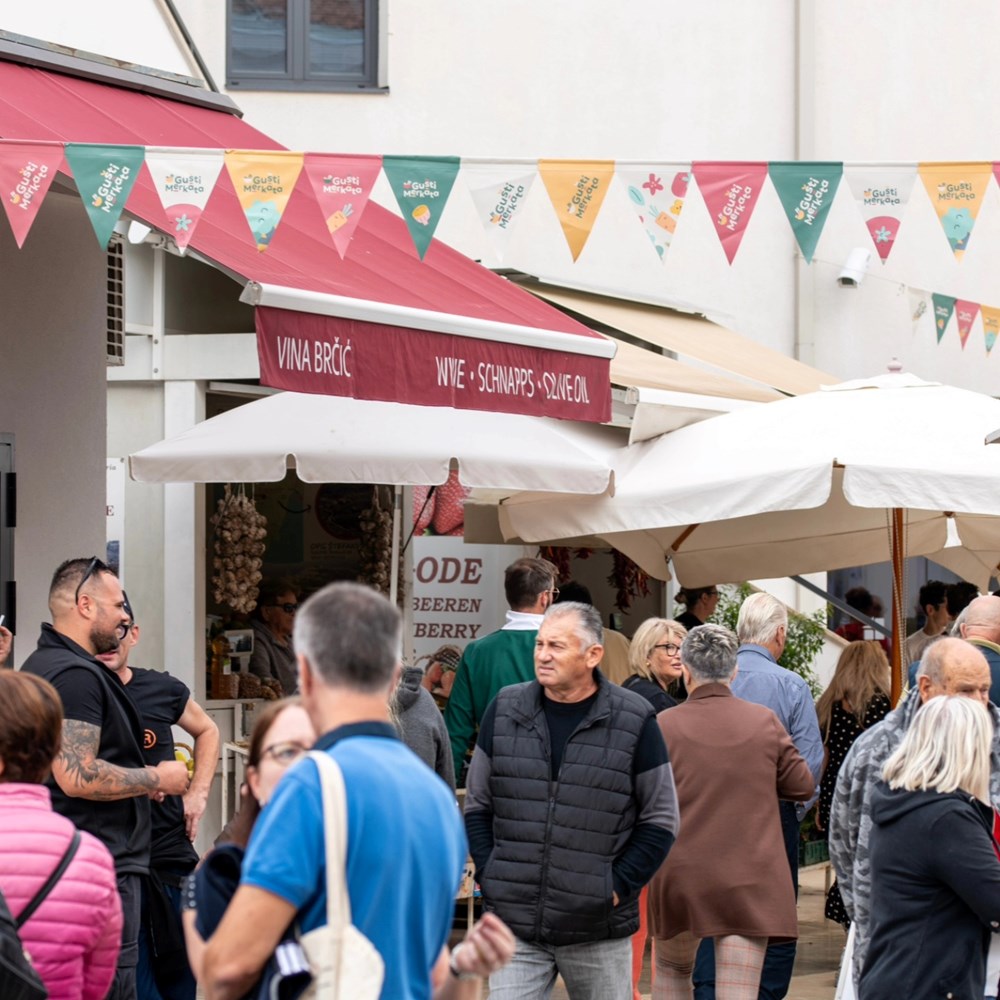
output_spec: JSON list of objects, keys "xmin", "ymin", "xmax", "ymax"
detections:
[
  {"xmin": 464, "ymin": 601, "xmax": 680, "ymax": 1000},
  {"xmin": 21, "ymin": 557, "xmax": 190, "ymax": 1000}
]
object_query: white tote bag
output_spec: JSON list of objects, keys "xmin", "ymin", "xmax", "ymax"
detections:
[
  {"xmin": 299, "ymin": 751, "xmax": 384, "ymax": 1000},
  {"xmin": 834, "ymin": 921, "xmax": 857, "ymax": 1000}
]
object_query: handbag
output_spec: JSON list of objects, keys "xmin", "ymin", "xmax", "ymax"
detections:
[
  {"xmin": 299, "ymin": 751, "xmax": 384, "ymax": 1000},
  {"xmin": 0, "ymin": 829, "xmax": 82, "ymax": 1000}
]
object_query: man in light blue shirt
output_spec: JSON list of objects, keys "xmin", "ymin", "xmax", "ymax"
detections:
[{"xmin": 694, "ymin": 592, "xmax": 823, "ymax": 1000}]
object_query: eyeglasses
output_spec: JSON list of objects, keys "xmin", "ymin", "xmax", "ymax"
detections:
[
  {"xmin": 260, "ymin": 741, "xmax": 309, "ymax": 767},
  {"xmin": 271, "ymin": 603, "xmax": 298, "ymax": 614},
  {"xmin": 653, "ymin": 643, "xmax": 682, "ymax": 655},
  {"xmin": 705, "ymin": 590, "xmax": 720, "ymax": 597},
  {"xmin": 549, "ymin": 588, "xmax": 560, "ymax": 601},
  {"xmin": 75, "ymin": 557, "xmax": 110, "ymax": 603}
]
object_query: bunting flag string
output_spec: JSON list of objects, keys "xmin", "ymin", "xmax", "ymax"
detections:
[{"xmin": 7, "ymin": 140, "xmax": 1000, "ymax": 360}]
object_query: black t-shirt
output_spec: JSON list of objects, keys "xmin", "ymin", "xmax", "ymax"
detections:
[
  {"xmin": 21, "ymin": 624, "xmax": 151, "ymax": 874},
  {"xmin": 542, "ymin": 690, "xmax": 599, "ymax": 778},
  {"xmin": 126, "ymin": 667, "xmax": 199, "ymax": 872}
]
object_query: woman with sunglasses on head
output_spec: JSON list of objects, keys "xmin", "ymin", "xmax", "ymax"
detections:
[
  {"xmin": 622, "ymin": 618, "xmax": 687, "ymax": 1000},
  {"xmin": 249, "ymin": 580, "xmax": 300, "ymax": 695},
  {"xmin": 182, "ymin": 698, "xmax": 316, "ymax": 983}
]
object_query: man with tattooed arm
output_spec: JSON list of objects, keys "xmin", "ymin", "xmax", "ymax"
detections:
[{"xmin": 21, "ymin": 557, "xmax": 190, "ymax": 1000}]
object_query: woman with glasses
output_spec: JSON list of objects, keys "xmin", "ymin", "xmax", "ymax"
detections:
[
  {"xmin": 622, "ymin": 618, "xmax": 687, "ymax": 1000},
  {"xmin": 248, "ymin": 579, "xmax": 300, "ymax": 695},
  {"xmin": 674, "ymin": 587, "xmax": 720, "ymax": 631},
  {"xmin": 182, "ymin": 698, "xmax": 315, "ymax": 982},
  {"xmin": 623, "ymin": 618, "xmax": 689, "ymax": 713}
]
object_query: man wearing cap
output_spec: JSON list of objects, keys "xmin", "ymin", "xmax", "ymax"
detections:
[
  {"xmin": 21, "ymin": 557, "xmax": 191, "ymax": 1000},
  {"xmin": 98, "ymin": 594, "xmax": 220, "ymax": 1000}
]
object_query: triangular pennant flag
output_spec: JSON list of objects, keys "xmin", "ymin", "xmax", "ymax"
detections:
[
  {"xmin": 918, "ymin": 162, "xmax": 992, "ymax": 259},
  {"xmin": 768, "ymin": 162, "xmax": 842, "ymax": 262},
  {"xmin": 844, "ymin": 165, "xmax": 918, "ymax": 263},
  {"xmin": 0, "ymin": 141, "xmax": 65, "ymax": 248},
  {"xmin": 144, "ymin": 147, "xmax": 224, "ymax": 253},
  {"xmin": 224, "ymin": 150, "xmax": 305, "ymax": 251},
  {"xmin": 908, "ymin": 287, "xmax": 932, "ymax": 335},
  {"xmin": 382, "ymin": 155, "xmax": 460, "ymax": 260},
  {"xmin": 955, "ymin": 299, "xmax": 980, "ymax": 349},
  {"xmin": 692, "ymin": 161, "xmax": 768, "ymax": 265},
  {"xmin": 981, "ymin": 304, "xmax": 1000, "ymax": 354},
  {"xmin": 303, "ymin": 153, "xmax": 382, "ymax": 259},
  {"xmin": 461, "ymin": 159, "xmax": 537, "ymax": 263},
  {"xmin": 537, "ymin": 159, "xmax": 615, "ymax": 261},
  {"xmin": 932, "ymin": 293, "xmax": 957, "ymax": 343},
  {"xmin": 64, "ymin": 143, "xmax": 145, "ymax": 249},
  {"xmin": 615, "ymin": 163, "xmax": 691, "ymax": 263}
]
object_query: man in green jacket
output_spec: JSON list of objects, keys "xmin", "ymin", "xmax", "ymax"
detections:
[{"xmin": 445, "ymin": 557, "xmax": 557, "ymax": 782}]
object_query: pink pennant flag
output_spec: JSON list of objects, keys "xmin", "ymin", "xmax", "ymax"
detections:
[
  {"xmin": 692, "ymin": 161, "xmax": 769, "ymax": 264},
  {"xmin": 303, "ymin": 154, "xmax": 382, "ymax": 258},
  {"xmin": 955, "ymin": 299, "xmax": 981, "ymax": 349},
  {"xmin": 0, "ymin": 141, "xmax": 65, "ymax": 247}
]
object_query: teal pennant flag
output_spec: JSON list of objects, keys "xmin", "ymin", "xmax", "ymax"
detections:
[
  {"xmin": 768, "ymin": 162, "xmax": 843, "ymax": 263},
  {"xmin": 931, "ymin": 293, "xmax": 957, "ymax": 344},
  {"xmin": 65, "ymin": 143, "xmax": 145, "ymax": 249},
  {"xmin": 382, "ymin": 155, "xmax": 460, "ymax": 259}
]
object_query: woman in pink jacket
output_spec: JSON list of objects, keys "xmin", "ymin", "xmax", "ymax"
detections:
[{"xmin": 0, "ymin": 670, "xmax": 122, "ymax": 1000}]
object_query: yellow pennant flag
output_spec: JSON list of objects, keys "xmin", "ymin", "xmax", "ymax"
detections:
[
  {"xmin": 981, "ymin": 304, "xmax": 1000, "ymax": 354},
  {"xmin": 538, "ymin": 159, "xmax": 615, "ymax": 261},
  {"xmin": 224, "ymin": 150, "xmax": 305, "ymax": 251},
  {"xmin": 917, "ymin": 162, "xmax": 992, "ymax": 260}
]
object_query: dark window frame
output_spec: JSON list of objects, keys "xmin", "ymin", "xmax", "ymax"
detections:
[{"xmin": 226, "ymin": 0, "xmax": 383, "ymax": 93}]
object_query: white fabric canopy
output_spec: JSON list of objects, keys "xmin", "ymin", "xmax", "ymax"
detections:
[
  {"xmin": 129, "ymin": 391, "xmax": 622, "ymax": 493},
  {"xmin": 498, "ymin": 373, "xmax": 1000, "ymax": 590}
]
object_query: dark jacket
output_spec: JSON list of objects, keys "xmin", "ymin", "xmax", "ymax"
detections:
[
  {"xmin": 464, "ymin": 672, "xmax": 678, "ymax": 947},
  {"xmin": 860, "ymin": 783, "xmax": 1000, "ymax": 1000},
  {"xmin": 21, "ymin": 624, "xmax": 151, "ymax": 874},
  {"xmin": 622, "ymin": 673, "xmax": 676, "ymax": 713}
]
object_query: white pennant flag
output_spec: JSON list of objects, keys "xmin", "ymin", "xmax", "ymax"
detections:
[
  {"xmin": 144, "ymin": 147, "xmax": 225, "ymax": 253},
  {"xmin": 615, "ymin": 163, "xmax": 692, "ymax": 263},
  {"xmin": 843, "ymin": 164, "xmax": 917, "ymax": 263},
  {"xmin": 461, "ymin": 159, "xmax": 536, "ymax": 262}
]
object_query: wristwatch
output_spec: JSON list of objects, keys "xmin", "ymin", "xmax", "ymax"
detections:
[{"xmin": 448, "ymin": 942, "xmax": 480, "ymax": 980}]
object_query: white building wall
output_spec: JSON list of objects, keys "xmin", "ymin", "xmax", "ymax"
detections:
[{"xmin": 0, "ymin": 193, "xmax": 108, "ymax": 665}]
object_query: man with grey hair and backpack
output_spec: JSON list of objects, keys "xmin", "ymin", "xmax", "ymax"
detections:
[
  {"xmin": 202, "ymin": 582, "xmax": 515, "ymax": 1000},
  {"xmin": 693, "ymin": 591, "xmax": 823, "ymax": 1000},
  {"xmin": 464, "ymin": 601, "xmax": 679, "ymax": 999}
]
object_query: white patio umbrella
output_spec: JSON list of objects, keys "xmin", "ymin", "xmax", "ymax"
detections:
[
  {"xmin": 497, "ymin": 372, "xmax": 1000, "ymax": 698},
  {"xmin": 130, "ymin": 391, "xmax": 623, "ymax": 605}
]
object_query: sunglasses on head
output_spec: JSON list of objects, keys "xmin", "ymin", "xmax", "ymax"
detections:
[{"xmin": 75, "ymin": 557, "xmax": 111, "ymax": 604}]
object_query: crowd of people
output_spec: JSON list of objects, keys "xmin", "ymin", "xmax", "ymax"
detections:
[{"xmin": 3, "ymin": 555, "xmax": 1000, "ymax": 1000}]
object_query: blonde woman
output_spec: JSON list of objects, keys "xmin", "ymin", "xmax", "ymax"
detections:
[
  {"xmin": 623, "ymin": 618, "xmax": 688, "ymax": 714},
  {"xmin": 815, "ymin": 641, "xmax": 892, "ymax": 925},
  {"xmin": 622, "ymin": 618, "xmax": 686, "ymax": 1000},
  {"xmin": 860, "ymin": 696, "xmax": 1000, "ymax": 999}
]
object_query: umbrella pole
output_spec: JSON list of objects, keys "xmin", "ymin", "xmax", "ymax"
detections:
[{"xmin": 890, "ymin": 507, "xmax": 906, "ymax": 705}]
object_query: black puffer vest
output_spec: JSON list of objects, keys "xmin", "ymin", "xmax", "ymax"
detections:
[{"xmin": 479, "ymin": 672, "xmax": 652, "ymax": 945}]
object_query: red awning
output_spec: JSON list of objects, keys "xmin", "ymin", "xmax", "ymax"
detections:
[{"xmin": 0, "ymin": 58, "xmax": 612, "ymax": 421}]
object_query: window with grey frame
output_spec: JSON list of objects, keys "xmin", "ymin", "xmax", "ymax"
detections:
[{"xmin": 228, "ymin": 0, "xmax": 380, "ymax": 91}]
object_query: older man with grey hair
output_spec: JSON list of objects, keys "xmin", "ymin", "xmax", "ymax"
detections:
[
  {"xmin": 829, "ymin": 637, "xmax": 1000, "ymax": 995},
  {"xmin": 959, "ymin": 594, "xmax": 1000, "ymax": 706},
  {"xmin": 693, "ymin": 592, "xmax": 823, "ymax": 1000},
  {"xmin": 464, "ymin": 601, "xmax": 680, "ymax": 1000}
]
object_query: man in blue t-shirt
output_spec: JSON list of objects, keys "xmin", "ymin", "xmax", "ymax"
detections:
[{"xmin": 202, "ymin": 582, "xmax": 515, "ymax": 1000}]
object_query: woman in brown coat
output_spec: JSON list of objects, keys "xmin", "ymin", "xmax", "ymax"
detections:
[{"xmin": 649, "ymin": 623, "xmax": 815, "ymax": 1000}]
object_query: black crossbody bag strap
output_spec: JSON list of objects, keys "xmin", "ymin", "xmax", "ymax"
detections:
[{"xmin": 15, "ymin": 830, "xmax": 81, "ymax": 929}]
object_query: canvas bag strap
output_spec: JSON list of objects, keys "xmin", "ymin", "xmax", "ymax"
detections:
[
  {"xmin": 307, "ymin": 750, "xmax": 352, "ymax": 931},
  {"xmin": 16, "ymin": 830, "xmax": 81, "ymax": 928}
]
